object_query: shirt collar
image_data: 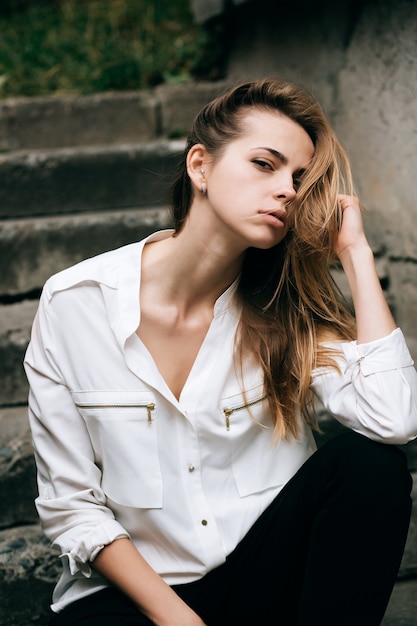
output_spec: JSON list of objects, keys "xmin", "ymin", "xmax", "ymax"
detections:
[
  {"xmin": 117, "ymin": 230, "xmax": 175, "ymax": 345},
  {"xmin": 115, "ymin": 229, "xmax": 239, "ymax": 343},
  {"xmin": 213, "ymin": 279, "xmax": 239, "ymax": 316}
]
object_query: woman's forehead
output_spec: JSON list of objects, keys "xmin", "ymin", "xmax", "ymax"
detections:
[{"xmin": 231, "ymin": 109, "xmax": 315, "ymax": 161}]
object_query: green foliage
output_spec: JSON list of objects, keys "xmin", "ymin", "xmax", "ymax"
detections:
[{"xmin": 0, "ymin": 0, "xmax": 225, "ymax": 98}]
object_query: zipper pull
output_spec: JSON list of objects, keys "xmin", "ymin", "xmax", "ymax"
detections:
[
  {"xmin": 147, "ymin": 402, "xmax": 155, "ymax": 424},
  {"xmin": 223, "ymin": 407, "xmax": 233, "ymax": 431}
]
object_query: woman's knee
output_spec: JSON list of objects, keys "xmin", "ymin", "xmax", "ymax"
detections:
[{"xmin": 320, "ymin": 431, "xmax": 412, "ymax": 502}]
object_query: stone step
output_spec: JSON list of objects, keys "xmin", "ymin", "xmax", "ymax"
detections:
[
  {"xmin": 0, "ymin": 140, "xmax": 184, "ymax": 219},
  {"xmin": 0, "ymin": 205, "xmax": 172, "ymax": 298},
  {"xmin": 0, "ymin": 301, "xmax": 37, "ymax": 406},
  {"xmin": 383, "ymin": 578, "xmax": 417, "ymax": 625},
  {"xmin": 0, "ymin": 208, "xmax": 170, "ymax": 405},
  {"xmin": 0, "ymin": 524, "xmax": 60, "ymax": 626},
  {"xmin": 0, "ymin": 406, "xmax": 38, "ymax": 530},
  {"xmin": 0, "ymin": 82, "xmax": 229, "ymax": 152},
  {"xmin": 0, "ymin": 91, "xmax": 159, "ymax": 152}
]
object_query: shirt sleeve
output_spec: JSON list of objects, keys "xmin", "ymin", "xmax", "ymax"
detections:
[
  {"xmin": 311, "ymin": 328, "xmax": 417, "ymax": 444},
  {"xmin": 24, "ymin": 287, "xmax": 130, "ymax": 578}
]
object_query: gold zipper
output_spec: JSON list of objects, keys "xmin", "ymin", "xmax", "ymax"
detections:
[
  {"xmin": 75, "ymin": 402, "xmax": 156, "ymax": 424},
  {"xmin": 222, "ymin": 396, "xmax": 265, "ymax": 431}
]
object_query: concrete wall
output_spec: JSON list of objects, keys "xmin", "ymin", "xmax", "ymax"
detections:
[{"xmin": 225, "ymin": 0, "xmax": 417, "ymax": 358}]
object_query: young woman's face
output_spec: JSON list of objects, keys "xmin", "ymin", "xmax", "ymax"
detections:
[{"xmin": 203, "ymin": 109, "xmax": 315, "ymax": 250}]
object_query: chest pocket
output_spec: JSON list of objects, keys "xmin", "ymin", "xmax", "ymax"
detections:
[
  {"xmin": 72, "ymin": 390, "xmax": 162, "ymax": 509},
  {"xmin": 220, "ymin": 384, "xmax": 285, "ymax": 498}
]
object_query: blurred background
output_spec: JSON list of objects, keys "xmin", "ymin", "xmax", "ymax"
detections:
[{"xmin": 0, "ymin": 0, "xmax": 227, "ymax": 97}]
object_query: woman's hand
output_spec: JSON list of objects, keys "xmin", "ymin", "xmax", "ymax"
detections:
[
  {"xmin": 333, "ymin": 194, "xmax": 370, "ymax": 261},
  {"xmin": 332, "ymin": 194, "xmax": 397, "ymax": 343}
]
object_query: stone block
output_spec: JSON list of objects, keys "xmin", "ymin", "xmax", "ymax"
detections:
[
  {"xmin": 0, "ymin": 91, "xmax": 159, "ymax": 151},
  {"xmin": 0, "ymin": 303, "xmax": 37, "ymax": 406},
  {"xmin": 0, "ymin": 524, "xmax": 60, "ymax": 626},
  {"xmin": 0, "ymin": 206, "xmax": 172, "ymax": 298},
  {"xmin": 0, "ymin": 406, "xmax": 38, "ymax": 528},
  {"xmin": 0, "ymin": 105, "xmax": 10, "ymax": 153},
  {"xmin": 0, "ymin": 140, "xmax": 184, "ymax": 219},
  {"xmin": 156, "ymin": 81, "xmax": 230, "ymax": 138}
]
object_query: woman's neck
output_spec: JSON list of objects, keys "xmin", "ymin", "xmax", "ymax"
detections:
[{"xmin": 141, "ymin": 223, "xmax": 244, "ymax": 314}]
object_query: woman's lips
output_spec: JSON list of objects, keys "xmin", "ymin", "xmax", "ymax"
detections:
[{"xmin": 259, "ymin": 210, "xmax": 287, "ymax": 226}]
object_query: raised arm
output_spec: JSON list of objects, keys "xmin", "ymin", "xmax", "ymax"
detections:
[
  {"xmin": 334, "ymin": 194, "xmax": 396, "ymax": 343},
  {"xmin": 312, "ymin": 194, "xmax": 417, "ymax": 443}
]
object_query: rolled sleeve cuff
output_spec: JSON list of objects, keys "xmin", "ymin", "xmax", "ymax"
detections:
[
  {"xmin": 342, "ymin": 328, "xmax": 414, "ymax": 376},
  {"xmin": 59, "ymin": 519, "xmax": 130, "ymax": 577}
]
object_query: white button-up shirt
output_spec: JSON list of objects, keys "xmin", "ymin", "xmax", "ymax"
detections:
[{"xmin": 24, "ymin": 230, "xmax": 417, "ymax": 612}]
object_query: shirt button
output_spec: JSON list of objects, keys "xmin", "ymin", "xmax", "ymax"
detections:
[
  {"xmin": 188, "ymin": 464, "xmax": 195, "ymax": 473},
  {"xmin": 201, "ymin": 519, "xmax": 208, "ymax": 526}
]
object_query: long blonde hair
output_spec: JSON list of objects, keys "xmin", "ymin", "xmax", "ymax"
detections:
[{"xmin": 170, "ymin": 78, "xmax": 357, "ymax": 439}]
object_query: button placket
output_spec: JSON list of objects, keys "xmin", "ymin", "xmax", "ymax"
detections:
[{"xmin": 177, "ymin": 405, "xmax": 223, "ymax": 555}]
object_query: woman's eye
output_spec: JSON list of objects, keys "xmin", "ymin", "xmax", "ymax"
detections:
[
  {"xmin": 293, "ymin": 176, "xmax": 303, "ymax": 190},
  {"xmin": 252, "ymin": 159, "xmax": 272, "ymax": 170},
  {"xmin": 293, "ymin": 170, "xmax": 306, "ymax": 190}
]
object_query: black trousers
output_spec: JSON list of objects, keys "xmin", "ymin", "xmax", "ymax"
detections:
[{"xmin": 50, "ymin": 432, "xmax": 413, "ymax": 626}]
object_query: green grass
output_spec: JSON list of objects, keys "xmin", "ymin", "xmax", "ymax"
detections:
[{"xmin": 0, "ymin": 0, "xmax": 225, "ymax": 99}]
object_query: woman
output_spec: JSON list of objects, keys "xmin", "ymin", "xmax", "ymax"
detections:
[{"xmin": 24, "ymin": 78, "xmax": 417, "ymax": 626}]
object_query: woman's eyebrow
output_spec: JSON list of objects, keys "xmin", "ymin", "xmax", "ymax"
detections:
[
  {"xmin": 251, "ymin": 147, "xmax": 288, "ymax": 165},
  {"xmin": 252, "ymin": 147, "xmax": 310, "ymax": 176}
]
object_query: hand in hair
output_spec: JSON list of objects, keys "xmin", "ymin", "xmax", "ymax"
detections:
[
  {"xmin": 333, "ymin": 194, "xmax": 369, "ymax": 262},
  {"xmin": 334, "ymin": 193, "xmax": 396, "ymax": 343}
]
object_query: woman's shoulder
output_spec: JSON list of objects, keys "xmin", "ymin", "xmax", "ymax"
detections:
[{"xmin": 43, "ymin": 242, "xmax": 143, "ymax": 302}]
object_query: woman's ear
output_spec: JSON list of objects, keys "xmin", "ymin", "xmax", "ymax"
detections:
[{"xmin": 187, "ymin": 144, "xmax": 209, "ymax": 193}]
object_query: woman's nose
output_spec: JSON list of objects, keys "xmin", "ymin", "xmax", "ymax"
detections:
[{"xmin": 274, "ymin": 173, "xmax": 297, "ymax": 201}]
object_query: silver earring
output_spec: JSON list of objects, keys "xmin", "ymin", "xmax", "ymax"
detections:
[{"xmin": 200, "ymin": 168, "xmax": 207, "ymax": 195}]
